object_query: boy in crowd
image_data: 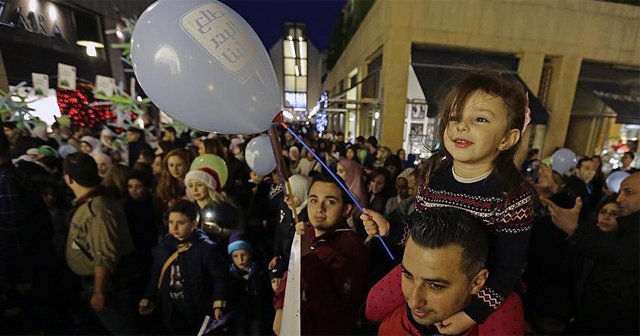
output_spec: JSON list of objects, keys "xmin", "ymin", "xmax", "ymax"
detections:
[
  {"xmin": 227, "ymin": 237, "xmax": 273, "ymax": 335},
  {"xmin": 138, "ymin": 200, "xmax": 227, "ymax": 334}
]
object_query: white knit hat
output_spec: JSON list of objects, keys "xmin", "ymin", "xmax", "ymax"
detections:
[{"xmin": 184, "ymin": 167, "xmax": 222, "ymax": 193}]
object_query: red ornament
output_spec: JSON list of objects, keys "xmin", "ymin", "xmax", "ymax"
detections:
[{"xmin": 56, "ymin": 82, "xmax": 135, "ymax": 129}]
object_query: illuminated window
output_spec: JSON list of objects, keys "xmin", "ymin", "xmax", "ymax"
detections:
[{"xmin": 282, "ymin": 23, "xmax": 308, "ymax": 111}]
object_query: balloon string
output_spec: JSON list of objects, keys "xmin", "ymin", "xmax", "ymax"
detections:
[{"xmin": 278, "ymin": 122, "xmax": 394, "ymax": 261}]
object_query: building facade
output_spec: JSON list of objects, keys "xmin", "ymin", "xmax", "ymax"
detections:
[
  {"xmin": 269, "ymin": 22, "xmax": 323, "ymax": 121},
  {"xmin": 323, "ymin": 0, "xmax": 640, "ymax": 163}
]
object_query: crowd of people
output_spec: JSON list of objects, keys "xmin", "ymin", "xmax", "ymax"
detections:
[{"xmin": 0, "ymin": 68, "xmax": 638, "ymax": 335}]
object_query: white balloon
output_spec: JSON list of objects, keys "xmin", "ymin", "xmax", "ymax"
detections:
[
  {"xmin": 245, "ymin": 134, "xmax": 276, "ymax": 176},
  {"xmin": 131, "ymin": 0, "xmax": 281, "ymax": 134},
  {"xmin": 606, "ymin": 171, "xmax": 630, "ymax": 193},
  {"xmin": 551, "ymin": 148, "xmax": 577, "ymax": 175}
]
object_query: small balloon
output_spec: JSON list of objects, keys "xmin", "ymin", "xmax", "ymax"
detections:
[
  {"xmin": 551, "ymin": 148, "xmax": 577, "ymax": 175},
  {"xmin": 245, "ymin": 134, "xmax": 276, "ymax": 176},
  {"xmin": 130, "ymin": 0, "xmax": 281, "ymax": 134},
  {"xmin": 605, "ymin": 171, "xmax": 630, "ymax": 193},
  {"xmin": 190, "ymin": 154, "xmax": 228, "ymax": 187}
]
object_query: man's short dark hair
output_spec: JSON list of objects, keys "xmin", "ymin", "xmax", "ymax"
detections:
[
  {"xmin": 410, "ymin": 208, "xmax": 488, "ymax": 279},
  {"xmin": 309, "ymin": 173, "xmax": 354, "ymax": 205},
  {"xmin": 577, "ymin": 157, "xmax": 593, "ymax": 169},
  {"xmin": 167, "ymin": 200, "xmax": 200, "ymax": 222},
  {"xmin": 127, "ymin": 169, "xmax": 152, "ymax": 189},
  {"xmin": 63, "ymin": 152, "xmax": 101, "ymax": 187}
]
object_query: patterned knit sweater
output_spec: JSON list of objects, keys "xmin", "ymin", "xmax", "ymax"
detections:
[{"xmin": 415, "ymin": 165, "xmax": 535, "ymax": 323}]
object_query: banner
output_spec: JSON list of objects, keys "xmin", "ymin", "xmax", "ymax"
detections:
[{"xmin": 280, "ymin": 234, "xmax": 301, "ymax": 335}]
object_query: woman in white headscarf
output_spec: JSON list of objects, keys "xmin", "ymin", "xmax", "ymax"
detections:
[
  {"xmin": 269, "ymin": 174, "xmax": 311, "ymax": 270},
  {"xmin": 80, "ymin": 136, "xmax": 103, "ymax": 158}
]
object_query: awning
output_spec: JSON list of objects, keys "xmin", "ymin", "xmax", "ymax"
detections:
[
  {"xmin": 410, "ymin": 46, "xmax": 549, "ymax": 124},
  {"xmin": 581, "ymin": 81, "xmax": 640, "ymax": 125},
  {"xmin": 411, "ymin": 63, "xmax": 549, "ymax": 124},
  {"xmin": 579, "ymin": 62, "xmax": 640, "ymax": 125}
]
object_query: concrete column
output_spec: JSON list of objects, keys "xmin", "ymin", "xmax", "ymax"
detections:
[
  {"xmin": 515, "ymin": 52, "xmax": 545, "ymax": 165},
  {"xmin": 541, "ymin": 55, "xmax": 582, "ymax": 158},
  {"xmin": 380, "ymin": 38, "xmax": 411, "ymax": 150}
]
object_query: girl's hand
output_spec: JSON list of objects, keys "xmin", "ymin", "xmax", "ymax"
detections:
[
  {"xmin": 213, "ymin": 308, "xmax": 223, "ymax": 320},
  {"xmin": 435, "ymin": 311, "xmax": 476, "ymax": 335},
  {"xmin": 360, "ymin": 209, "xmax": 390, "ymax": 237}
]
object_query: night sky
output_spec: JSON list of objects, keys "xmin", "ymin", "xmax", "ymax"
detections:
[{"xmin": 221, "ymin": 0, "xmax": 345, "ymax": 51}]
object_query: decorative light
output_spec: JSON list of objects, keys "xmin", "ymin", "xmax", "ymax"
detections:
[
  {"xmin": 86, "ymin": 43, "xmax": 98, "ymax": 57},
  {"xmin": 48, "ymin": 4, "xmax": 57, "ymax": 22},
  {"xmin": 29, "ymin": 0, "xmax": 38, "ymax": 12},
  {"xmin": 57, "ymin": 82, "xmax": 123, "ymax": 128},
  {"xmin": 282, "ymin": 110, "xmax": 294, "ymax": 120}
]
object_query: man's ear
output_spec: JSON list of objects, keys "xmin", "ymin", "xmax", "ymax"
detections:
[
  {"xmin": 63, "ymin": 174, "xmax": 73, "ymax": 186},
  {"xmin": 342, "ymin": 203, "xmax": 354, "ymax": 218},
  {"xmin": 470, "ymin": 269, "xmax": 489, "ymax": 295},
  {"xmin": 498, "ymin": 129, "xmax": 520, "ymax": 151}
]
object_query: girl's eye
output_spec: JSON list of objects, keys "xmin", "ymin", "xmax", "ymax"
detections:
[
  {"xmin": 475, "ymin": 117, "xmax": 489, "ymax": 123},
  {"xmin": 450, "ymin": 116, "xmax": 459, "ymax": 122}
]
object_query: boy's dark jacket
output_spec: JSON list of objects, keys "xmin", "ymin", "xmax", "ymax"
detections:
[
  {"xmin": 228, "ymin": 261, "xmax": 274, "ymax": 319},
  {"xmin": 145, "ymin": 229, "xmax": 227, "ymax": 326}
]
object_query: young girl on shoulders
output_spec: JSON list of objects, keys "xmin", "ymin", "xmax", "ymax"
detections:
[{"xmin": 364, "ymin": 69, "xmax": 536, "ymax": 334}]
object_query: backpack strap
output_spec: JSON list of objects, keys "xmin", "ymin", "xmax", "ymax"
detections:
[{"xmin": 157, "ymin": 242, "xmax": 192, "ymax": 289}]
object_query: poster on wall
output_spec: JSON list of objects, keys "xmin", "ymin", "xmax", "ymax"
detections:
[
  {"xmin": 32, "ymin": 73, "xmax": 49, "ymax": 96},
  {"xmin": 411, "ymin": 104, "xmax": 427, "ymax": 120},
  {"xmin": 57, "ymin": 63, "xmax": 76, "ymax": 90},
  {"xmin": 410, "ymin": 123, "xmax": 424, "ymax": 136},
  {"xmin": 95, "ymin": 75, "xmax": 116, "ymax": 97}
]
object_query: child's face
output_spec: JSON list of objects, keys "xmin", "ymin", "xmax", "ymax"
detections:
[
  {"xmin": 444, "ymin": 90, "xmax": 516, "ymax": 171},
  {"xmin": 575, "ymin": 161, "xmax": 597, "ymax": 184},
  {"xmin": 128, "ymin": 178, "xmax": 147, "ymax": 200},
  {"xmin": 271, "ymin": 277, "xmax": 282, "ymax": 292},
  {"xmin": 597, "ymin": 202, "xmax": 620, "ymax": 233},
  {"xmin": 188, "ymin": 181, "xmax": 210, "ymax": 201},
  {"xmin": 168, "ymin": 212, "xmax": 196, "ymax": 240},
  {"xmin": 307, "ymin": 182, "xmax": 352, "ymax": 235},
  {"xmin": 231, "ymin": 249, "xmax": 251, "ymax": 270}
]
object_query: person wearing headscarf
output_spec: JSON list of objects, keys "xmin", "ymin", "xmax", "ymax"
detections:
[
  {"xmin": 269, "ymin": 174, "xmax": 311, "ymax": 270},
  {"xmin": 80, "ymin": 136, "xmax": 103, "ymax": 158}
]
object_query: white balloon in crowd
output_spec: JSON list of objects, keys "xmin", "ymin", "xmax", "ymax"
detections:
[
  {"xmin": 606, "ymin": 171, "xmax": 629, "ymax": 193},
  {"xmin": 245, "ymin": 134, "xmax": 277, "ymax": 176},
  {"xmin": 131, "ymin": 0, "xmax": 281, "ymax": 134},
  {"xmin": 551, "ymin": 148, "xmax": 577, "ymax": 175}
]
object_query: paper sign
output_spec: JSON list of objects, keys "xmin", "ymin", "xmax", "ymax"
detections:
[
  {"xmin": 95, "ymin": 75, "xmax": 116, "ymax": 97},
  {"xmin": 57, "ymin": 63, "xmax": 76, "ymax": 90},
  {"xmin": 32, "ymin": 73, "xmax": 49, "ymax": 96}
]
